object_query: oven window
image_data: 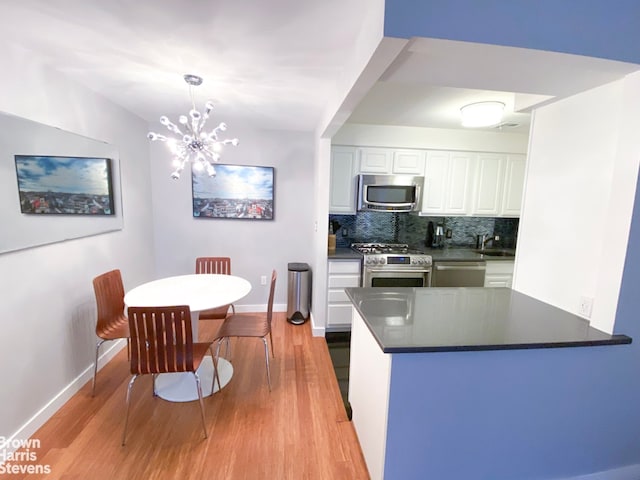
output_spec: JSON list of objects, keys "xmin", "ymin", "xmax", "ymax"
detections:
[
  {"xmin": 371, "ymin": 277, "xmax": 425, "ymax": 288},
  {"xmin": 367, "ymin": 185, "xmax": 415, "ymax": 203}
]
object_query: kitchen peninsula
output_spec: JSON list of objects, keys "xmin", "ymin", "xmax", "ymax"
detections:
[{"xmin": 345, "ymin": 287, "xmax": 632, "ymax": 480}]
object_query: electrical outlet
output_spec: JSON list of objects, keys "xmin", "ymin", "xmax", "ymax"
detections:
[
  {"xmin": 260, "ymin": 275, "xmax": 267, "ymax": 286},
  {"xmin": 578, "ymin": 296, "xmax": 594, "ymax": 318}
]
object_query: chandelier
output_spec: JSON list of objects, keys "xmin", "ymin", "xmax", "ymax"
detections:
[{"xmin": 147, "ymin": 74, "xmax": 239, "ymax": 179}]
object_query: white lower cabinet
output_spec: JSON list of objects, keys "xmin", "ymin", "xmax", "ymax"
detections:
[
  {"xmin": 327, "ymin": 259, "xmax": 361, "ymax": 327},
  {"xmin": 484, "ymin": 261, "xmax": 514, "ymax": 288}
]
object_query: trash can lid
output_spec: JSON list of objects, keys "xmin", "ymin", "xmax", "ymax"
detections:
[{"xmin": 288, "ymin": 262, "xmax": 309, "ymax": 272}]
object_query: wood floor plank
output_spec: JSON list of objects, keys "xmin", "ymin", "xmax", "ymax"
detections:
[{"xmin": 8, "ymin": 314, "xmax": 369, "ymax": 479}]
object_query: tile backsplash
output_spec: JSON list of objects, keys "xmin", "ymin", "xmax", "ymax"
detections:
[{"xmin": 329, "ymin": 213, "xmax": 518, "ymax": 249}]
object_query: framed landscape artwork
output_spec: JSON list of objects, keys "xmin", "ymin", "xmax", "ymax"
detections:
[
  {"xmin": 14, "ymin": 155, "xmax": 115, "ymax": 215},
  {"xmin": 192, "ymin": 164, "xmax": 274, "ymax": 220}
]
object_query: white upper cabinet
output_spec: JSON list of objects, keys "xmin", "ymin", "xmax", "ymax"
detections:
[
  {"xmin": 471, "ymin": 153, "xmax": 506, "ymax": 216},
  {"xmin": 331, "ymin": 145, "xmax": 526, "ymax": 218},
  {"xmin": 501, "ymin": 155, "xmax": 527, "ymax": 217},
  {"xmin": 392, "ymin": 149, "xmax": 426, "ymax": 174},
  {"xmin": 329, "ymin": 146, "xmax": 357, "ymax": 214},
  {"xmin": 358, "ymin": 147, "xmax": 425, "ymax": 175},
  {"xmin": 422, "ymin": 151, "xmax": 475, "ymax": 215},
  {"xmin": 358, "ymin": 148, "xmax": 392, "ymax": 173}
]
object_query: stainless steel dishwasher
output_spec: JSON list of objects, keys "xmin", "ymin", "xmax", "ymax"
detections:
[{"xmin": 432, "ymin": 261, "xmax": 486, "ymax": 287}]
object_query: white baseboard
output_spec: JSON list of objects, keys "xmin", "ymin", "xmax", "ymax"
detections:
[
  {"xmin": 1, "ymin": 339, "xmax": 126, "ymax": 460},
  {"xmin": 569, "ymin": 465, "xmax": 640, "ymax": 480},
  {"xmin": 310, "ymin": 312, "xmax": 325, "ymax": 337},
  {"xmin": 235, "ymin": 303, "xmax": 286, "ymax": 313}
]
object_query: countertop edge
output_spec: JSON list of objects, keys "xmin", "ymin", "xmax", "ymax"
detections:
[{"xmin": 381, "ymin": 335, "xmax": 633, "ymax": 354}]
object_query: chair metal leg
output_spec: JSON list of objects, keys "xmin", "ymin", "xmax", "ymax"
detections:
[
  {"xmin": 121, "ymin": 374, "xmax": 139, "ymax": 446},
  {"xmin": 192, "ymin": 372, "xmax": 208, "ymax": 439},
  {"xmin": 262, "ymin": 337, "xmax": 272, "ymax": 392},
  {"xmin": 208, "ymin": 346, "xmax": 221, "ymax": 394},
  {"xmin": 92, "ymin": 339, "xmax": 107, "ymax": 396},
  {"xmin": 152, "ymin": 374, "xmax": 158, "ymax": 397}
]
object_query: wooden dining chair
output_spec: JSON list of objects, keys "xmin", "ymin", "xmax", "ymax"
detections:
[
  {"xmin": 122, "ymin": 305, "xmax": 221, "ymax": 445},
  {"xmin": 92, "ymin": 269, "xmax": 129, "ymax": 396},
  {"xmin": 214, "ymin": 269, "xmax": 277, "ymax": 391},
  {"xmin": 195, "ymin": 257, "xmax": 236, "ymax": 320}
]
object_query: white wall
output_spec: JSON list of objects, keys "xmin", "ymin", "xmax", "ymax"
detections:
[
  {"xmin": 332, "ymin": 123, "xmax": 529, "ymax": 154},
  {"xmin": 0, "ymin": 44, "xmax": 155, "ymax": 442},
  {"xmin": 514, "ymin": 72, "xmax": 640, "ymax": 333},
  {"xmin": 149, "ymin": 126, "xmax": 315, "ymax": 310}
]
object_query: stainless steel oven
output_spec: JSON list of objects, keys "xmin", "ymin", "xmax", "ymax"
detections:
[
  {"xmin": 363, "ymin": 267, "xmax": 431, "ymax": 288},
  {"xmin": 351, "ymin": 243, "xmax": 432, "ymax": 288}
]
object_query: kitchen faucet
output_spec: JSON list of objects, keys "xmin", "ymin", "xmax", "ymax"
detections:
[{"xmin": 477, "ymin": 234, "xmax": 500, "ymax": 251}]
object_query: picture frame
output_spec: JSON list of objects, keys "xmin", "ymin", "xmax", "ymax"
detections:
[
  {"xmin": 192, "ymin": 164, "xmax": 274, "ymax": 220},
  {"xmin": 14, "ymin": 155, "xmax": 115, "ymax": 215}
]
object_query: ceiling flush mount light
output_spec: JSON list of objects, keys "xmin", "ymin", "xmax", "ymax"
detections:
[
  {"xmin": 460, "ymin": 101, "xmax": 505, "ymax": 128},
  {"xmin": 147, "ymin": 74, "xmax": 239, "ymax": 179}
]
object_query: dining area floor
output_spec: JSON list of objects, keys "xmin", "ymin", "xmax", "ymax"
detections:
[{"xmin": 14, "ymin": 314, "xmax": 369, "ymax": 479}]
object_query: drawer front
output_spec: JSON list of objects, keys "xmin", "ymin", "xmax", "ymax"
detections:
[
  {"xmin": 328, "ymin": 260, "xmax": 361, "ymax": 274},
  {"xmin": 328, "ymin": 288, "xmax": 351, "ymax": 303},
  {"xmin": 484, "ymin": 261, "xmax": 514, "ymax": 275},
  {"xmin": 484, "ymin": 274, "xmax": 513, "ymax": 288},
  {"xmin": 328, "ymin": 274, "xmax": 361, "ymax": 288},
  {"xmin": 328, "ymin": 304, "xmax": 353, "ymax": 326}
]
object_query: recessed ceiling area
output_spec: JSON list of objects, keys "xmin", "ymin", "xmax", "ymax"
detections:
[{"xmin": 343, "ymin": 38, "xmax": 640, "ymax": 135}]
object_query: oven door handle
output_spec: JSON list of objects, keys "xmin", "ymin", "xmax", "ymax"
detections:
[{"xmin": 365, "ymin": 268, "xmax": 431, "ymax": 274}]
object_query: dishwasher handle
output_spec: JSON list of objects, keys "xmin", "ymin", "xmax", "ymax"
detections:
[{"xmin": 435, "ymin": 263, "xmax": 486, "ymax": 271}]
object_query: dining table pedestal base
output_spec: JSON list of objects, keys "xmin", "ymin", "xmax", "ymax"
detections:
[{"xmin": 153, "ymin": 357, "xmax": 233, "ymax": 402}]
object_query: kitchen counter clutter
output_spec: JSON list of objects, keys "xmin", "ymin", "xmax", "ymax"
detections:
[{"xmin": 345, "ymin": 287, "xmax": 631, "ymax": 353}]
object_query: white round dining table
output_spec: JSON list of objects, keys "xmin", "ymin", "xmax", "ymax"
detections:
[{"xmin": 124, "ymin": 273, "xmax": 252, "ymax": 402}]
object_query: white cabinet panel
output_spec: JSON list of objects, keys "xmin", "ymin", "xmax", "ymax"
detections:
[
  {"xmin": 327, "ymin": 259, "xmax": 361, "ymax": 327},
  {"xmin": 446, "ymin": 153, "xmax": 475, "ymax": 214},
  {"xmin": 422, "ymin": 151, "xmax": 449, "ymax": 213},
  {"xmin": 359, "ymin": 148, "xmax": 392, "ymax": 173},
  {"xmin": 501, "ymin": 155, "xmax": 526, "ymax": 217},
  {"xmin": 472, "ymin": 153, "xmax": 505, "ymax": 215},
  {"xmin": 329, "ymin": 146, "xmax": 357, "ymax": 214},
  {"xmin": 327, "ymin": 304, "xmax": 355, "ymax": 326},
  {"xmin": 484, "ymin": 261, "xmax": 514, "ymax": 288},
  {"xmin": 422, "ymin": 151, "xmax": 474, "ymax": 215},
  {"xmin": 392, "ymin": 149, "xmax": 425, "ymax": 174}
]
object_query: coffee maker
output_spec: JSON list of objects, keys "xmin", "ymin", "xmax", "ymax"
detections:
[
  {"xmin": 432, "ymin": 223, "xmax": 445, "ymax": 248},
  {"xmin": 426, "ymin": 221, "xmax": 445, "ymax": 248}
]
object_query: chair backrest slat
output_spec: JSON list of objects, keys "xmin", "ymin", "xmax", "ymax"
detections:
[
  {"xmin": 127, "ymin": 306, "xmax": 194, "ymax": 375},
  {"xmin": 196, "ymin": 257, "xmax": 231, "ymax": 275},
  {"xmin": 267, "ymin": 269, "xmax": 277, "ymax": 328},
  {"xmin": 93, "ymin": 269, "xmax": 125, "ymax": 333}
]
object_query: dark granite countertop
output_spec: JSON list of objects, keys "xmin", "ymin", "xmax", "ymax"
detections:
[
  {"xmin": 328, "ymin": 247, "xmax": 363, "ymax": 260},
  {"xmin": 345, "ymin": 287, "xmax": 632, "ymax": 353},
  {"xmin": 328, "ymin": 246, "xmax": 516, "ymax": 262}
]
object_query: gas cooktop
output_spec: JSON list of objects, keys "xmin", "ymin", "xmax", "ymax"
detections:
[{"xmin": 351, "ymin": 243, "xmax": 424, "ymax": 255}]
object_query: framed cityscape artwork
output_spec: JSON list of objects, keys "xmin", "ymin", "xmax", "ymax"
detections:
[
  {"xmin": 14, "ymin": 155, "xmax": 115, "ymax": 215},
  {"xmin": 192, "ymin": 164, "xmax": 274, "ymax": 220}
]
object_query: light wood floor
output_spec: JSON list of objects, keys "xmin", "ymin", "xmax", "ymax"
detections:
[{"xmin": 15, "ymin": 314, "xmax": 369, "ymax": 479}]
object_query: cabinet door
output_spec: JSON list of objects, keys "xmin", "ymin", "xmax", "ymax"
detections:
[
  {"xmin": 472, "ymin": 153, "xmax": 505, "ymax": 215},
  {"xmin": 330, "ymin": 146, "xmax": 357, "ymax": 214},
  {"xmin": 392, "ymin": 149, "xmax": 425, "ymax": 174},
  {"xmin": 358, "ymin": 148, "xmax": 392, "ymax": 173},
  {"xmin": 445, "ymin": 152, "xmax": 475, "ymax": 214},
  {"xmin": 421, "ymin": 151, "xmax": 449, "ymax": 213},
  {"xmin": 501, "ymin": 154, "xmax": 526, "ymax": 217}
]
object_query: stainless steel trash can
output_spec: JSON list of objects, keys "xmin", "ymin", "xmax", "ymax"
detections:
[{"xmin": 287, "ymin": 262, "xmax": 311, "ymax": 325}]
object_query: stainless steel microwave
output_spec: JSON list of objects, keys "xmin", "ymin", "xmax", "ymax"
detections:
[{"xmin": 357, "ymin": 174, "xmax": 424, "ymax": 212}]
